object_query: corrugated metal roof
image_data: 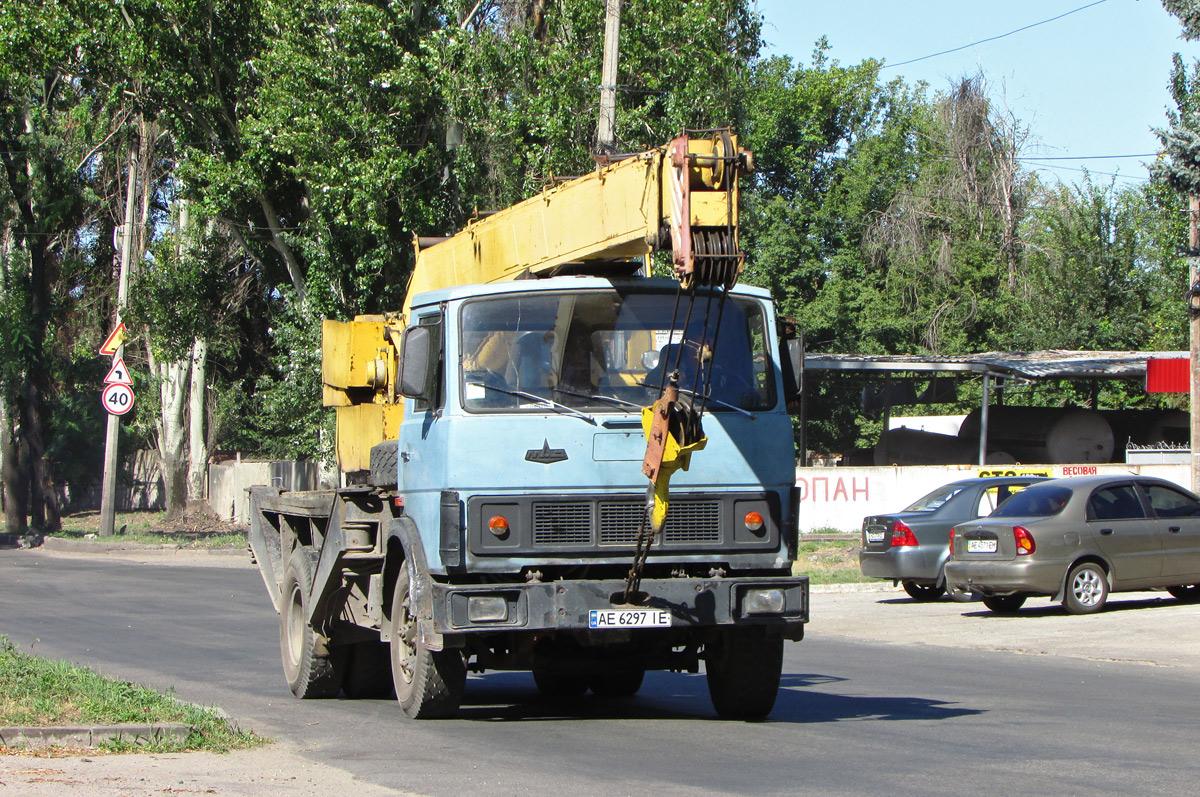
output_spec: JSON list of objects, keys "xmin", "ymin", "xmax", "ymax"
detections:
[{"xmin": 804, "ymin": 350, "xmax": 1189, "ymax": 381}]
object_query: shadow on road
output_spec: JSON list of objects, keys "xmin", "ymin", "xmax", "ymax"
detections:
[
  {"xmin": 424, "ymin": 670, "xmax": 983, "ymax": 724},
  {"xmin": 960, "ymin": 594, "xmax": 1182, "ymax": 618}
]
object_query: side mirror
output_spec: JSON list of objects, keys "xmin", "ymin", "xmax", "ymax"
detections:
[
  {"xmin": 398, "ymin": 325, "xmax": 440, "ymax": 401},
  {"xmin": 778, "ymin": 324, "xmax": 804, "ymax": 406}
]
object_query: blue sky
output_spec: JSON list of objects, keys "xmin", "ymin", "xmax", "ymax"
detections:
[{"xmin": 755, "ymin": 0, "xmax": 1200, "ymax": 187}]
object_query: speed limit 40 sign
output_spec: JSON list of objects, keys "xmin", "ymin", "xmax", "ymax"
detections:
[{"xmin": 102, "ymin": 383, "xmax": 135, "ymax": 415}]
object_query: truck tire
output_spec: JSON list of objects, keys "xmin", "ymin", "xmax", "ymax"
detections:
[
  {"xmin": 590, "ymin": 669, "xmax": 645, "ymax": 698},
  {"xmin": 342, "ymin": 641, "xmax": 394, "ymax": 699},
  {"xmin": 532, "ymin": 670, "xmax": 590, "ymax": 697},
  {"xmin": 369, "ymin": 441, "xmax": 398, "ymax": 487},
  {"xmin": 390, "ymin": 561, "xmax": 466, "ymax": 718},
  {"xmin": 705, "ymin": 627, "xmax": 783, "ymax": 720},
  {"xmin": 280, "ymin": 550, "xmax": 345, "ymax": 699}
]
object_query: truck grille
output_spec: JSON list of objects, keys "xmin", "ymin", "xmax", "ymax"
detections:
[
  {"xmin": 533, "ymin": 503, "xmax": 592, "ymax": 545},
  {"xmin": 470, "ymin": 491, "xmax": 778, "ymax": 557},
  {"xmin": 532, "ymin": 500, "xmax": 722, "ymax": 546}
]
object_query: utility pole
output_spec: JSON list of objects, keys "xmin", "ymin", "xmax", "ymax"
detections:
[
  {"xmin": 596, "ymin": 0, "xmax": 622, "ymax": 156},
  {"xmin": 1191, "ymin": 195, "xmax": 1200, "ymax": 493},
  {"xmin": 99, "ymin": 134, "xmax": 137, "ymax": 536}
]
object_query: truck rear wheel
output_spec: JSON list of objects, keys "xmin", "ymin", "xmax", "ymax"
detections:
[
  {"xmin": 280, "ymin": 550, "xmax": 345, "ymax": 698},
  {"xmin": 390, "ymin": 561, "xmax": 466, "ymax": 718},
  {"xmin": 705, "ymin": 627, "xmax": 783, "ymax": 720},
  {"xmin": 590, "ymin": 669, "xmax": 645, "ymax": 698},
  {"xmin": 532, "ymin": 670, "xmax": 590, "ymax": 697},
  {"xmin": 343, "ymin": 641, "xmax": 394, "ymax": 699}
]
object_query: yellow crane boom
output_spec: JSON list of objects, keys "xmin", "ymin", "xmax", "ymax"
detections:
[{"xmin": 323, "ymin": 129, "xmax": 750, "ymax": 473}]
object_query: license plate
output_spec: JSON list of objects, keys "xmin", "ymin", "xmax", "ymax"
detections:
[
  {"xmin": 589, "ymin": 609, "xmax": 672, "ymax": 629},
  {"xmin": 866, "ymin": 531, "xmax": 885, "ymax": 543},
  {"xmin": 967, "ymin": 539, "xmax": 997, "ymax": 553}
]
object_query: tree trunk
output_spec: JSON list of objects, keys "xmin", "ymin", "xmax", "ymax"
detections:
[
  {"xmin": 151, "ymin": 353, "xmax": 191, "ymax": 518},
  {"xmin": 1, "ymin": 398, "xmax": 26, "ymax": 534},
  {"xmin": 187, "ymin": 337, "xmax": 209, "ymax": 501}
]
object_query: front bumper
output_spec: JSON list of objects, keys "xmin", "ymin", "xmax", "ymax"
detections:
[
  {"xmin": 429, "ymin": 575, "xmax": 808, "ymax": 636},
  {"xmin": 943, "ymin": 559, "xmax": 1066, "ymax": 597}
]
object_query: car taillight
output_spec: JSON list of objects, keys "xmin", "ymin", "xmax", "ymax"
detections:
[
  {"xmin": 1014, "ymin": 525, "xmax": 1035, "ymax": 555},
  {"xmin": 891, "ymin": 520, "xmax": 918, "ymax": 547},
  {"xmin": 948, "ymin": 529, "xmax": 954, "ymax": 556}
]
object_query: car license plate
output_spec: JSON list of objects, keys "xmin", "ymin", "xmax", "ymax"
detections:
[
  {"xmin": 588, "ymin": 609, "xmax": 672, "ymax": 629},
  {"xmin": 866, "ymin": 531, "xmax": 885, "ymax": 543},
  {"xmin": 967, "ymin": 539, "xmax": 997, "ymax": 553}
]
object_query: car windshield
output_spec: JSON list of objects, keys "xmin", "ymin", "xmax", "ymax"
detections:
[
  {"xmin": 459, "ymin": 288, "xmax": 776, "ymax": 413},
  {"xmin": 904, "ymin": 484, "xmax": 968, "ymax": 512},
  {"xmin": 990, "ymin": 485, "xmax": 1073, "ymax": 518}
]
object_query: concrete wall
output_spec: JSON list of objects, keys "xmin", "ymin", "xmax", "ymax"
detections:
[
  {"xmin": 208, "ymin": 459, "xmax": 319, "ymax": 524},
  {"xmin": 795, "ymin": 462, "xmax": 1191, "ymax": 533}
]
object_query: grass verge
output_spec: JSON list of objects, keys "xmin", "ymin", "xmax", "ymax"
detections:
[
  {"xmin": 0, "ymin": 637, "xmax": 264, "ymax": 754},
  {"xmin": 791, "ymin": 537, "xmax": 865, "ymax": 584},
  {"xmin": 52, "ymin": 511, "xmax": 246, "ymax": 549}
]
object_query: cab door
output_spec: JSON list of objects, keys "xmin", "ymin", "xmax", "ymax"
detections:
[
  {"xmin": 1140, "ymin": 481, "xmax": 1200, "ymax": 582},
  {"xmin": 1085, "ymin": 483, "xmax": 1163, "ymax": 583}
]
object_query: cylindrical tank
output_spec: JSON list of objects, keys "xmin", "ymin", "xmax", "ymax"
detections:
[
  {"xmin": 958, "ymin": 407, "xmax": 1114, "ymax": 464},
  {"xmin": 874, "ymin": 428, "xmax": 974, "ymax": 466},
  {"xmin": 1100, "ymin": 409, "xmax": 1188, "ymax": 449}
]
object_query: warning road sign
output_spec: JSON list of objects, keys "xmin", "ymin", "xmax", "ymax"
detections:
[
  {"xmin": 99, "ymin": 323, "xmax": 127, "ymax": 356},
  {"xmin": 102, "ymin": 383, "xmax": 134, "ymax": 415},
  {"xmin": 103, "ymin": 357, "xmax": 132, "ymax": 386}
]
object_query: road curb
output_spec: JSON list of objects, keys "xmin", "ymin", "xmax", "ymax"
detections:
[
  {"xmin": 41, "ymin": 536, "xmax": 246, "ymax": 557},
  {"xmin": 0, "ymin": 722, "xmax": 192, "ymax": 750},
  {"xmin": 810, "ymin": 581, "xmax": 895, "ymax": 594}
]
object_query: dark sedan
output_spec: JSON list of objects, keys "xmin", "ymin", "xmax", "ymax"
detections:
[
  {"xmin": 859, "ymin": 476, "xmax": 1047, "ymax": 601},
  {"xmin": 945, "ymin": 475, "xmax": 1200, "ymax": 614}
]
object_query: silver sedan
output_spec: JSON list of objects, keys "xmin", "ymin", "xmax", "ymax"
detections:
[
  {"xmin": 859, "ymin": 477, "xmax": 1046, "ymax": 601},
  {"xmin": 945, "ymin": 475, "xmax": 1200, "ymax": 614}
]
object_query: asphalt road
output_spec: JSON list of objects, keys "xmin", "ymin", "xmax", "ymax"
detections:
[{"xmin": 2, "ymin": 549, "xmax": 1198, "ymax": 796}]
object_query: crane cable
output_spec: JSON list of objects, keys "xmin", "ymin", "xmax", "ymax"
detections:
[{"xmin": 623, "ymin": 230, "xmax": 739, "ymax": 603}]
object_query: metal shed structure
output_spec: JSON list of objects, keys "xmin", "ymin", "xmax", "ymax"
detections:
[{"xmin": 803, "ymin": 349, "xmax": 1189, "ymax": 465}]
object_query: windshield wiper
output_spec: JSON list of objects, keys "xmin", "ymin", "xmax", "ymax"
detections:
[
  {"xmin": 551, "ymin": 386, "xmax": 643, "ymax": 411},
  {"xmin": 635, "ymin": 381, "xmax": 756, "ymax": 419},
  {"xmin": 466, "ymin": 381, "xmax": 596, "ymax": 425}
]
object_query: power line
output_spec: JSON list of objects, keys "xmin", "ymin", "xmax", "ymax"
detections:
[
  {"xmin": 1019, "ymin": 153, "xmax": 1156, "ymax": 161},
  {"xmin": 881, "ymin": 0, "xmax": 1109, "ymax": 70}
]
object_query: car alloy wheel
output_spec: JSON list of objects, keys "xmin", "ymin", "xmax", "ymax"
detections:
[{"xmin": 1064, "ymin": 562, "xmax": 1108, "ymax": 614}]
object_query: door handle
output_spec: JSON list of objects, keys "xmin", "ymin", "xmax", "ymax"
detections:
[
  {"xmin": 1099, "ymin": 528, "xmax": 1113, "ymax": 535},
  {"xmin": 1169, "ymin": 526, "xmax": 1181, "ymax": 533}
]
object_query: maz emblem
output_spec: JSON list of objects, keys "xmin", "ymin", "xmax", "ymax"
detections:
[{"xmin": 526, "ymin": 440, "xmax": 568, "ymax": 464}]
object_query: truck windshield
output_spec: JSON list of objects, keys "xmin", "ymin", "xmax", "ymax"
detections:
[{"xmin": 459, "ymin": 288, "xmax": 776, "ymax": 413}]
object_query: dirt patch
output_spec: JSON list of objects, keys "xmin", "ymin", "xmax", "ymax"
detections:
[{"xmin": 60, "ymin": 508, "xmax": 245, "ymax": 539}]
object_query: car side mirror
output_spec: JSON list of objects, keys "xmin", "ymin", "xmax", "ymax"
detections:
[{"xmin": 398, "ymin": 325, "xmax": 440, "ymax": 401}]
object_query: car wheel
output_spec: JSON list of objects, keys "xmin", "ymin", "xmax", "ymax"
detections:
[
  {"xmin": 902, "ymin": 580, "xmax": 946, "ymax": 602},
  {"xmin": 1063, "ymin": 562, "xmax": 1108, "ymax": 614},
  {"xmin": 982, "ymin": 594, "xmax": 1026, "ymax": 613},
  {"xmin": 1166, "ymin": 584, "xmax": 1200, "ymax": 602}
]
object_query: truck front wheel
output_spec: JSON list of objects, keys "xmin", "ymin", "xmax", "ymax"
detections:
[
  {"xmin": 390, "ymin": 561, "xmax": 466, "ymax": 718},
  {"xmin": 705, "ymin": 627, "xmax": 783, "ymax": 720},
  {"xmin": 280, "ymin": 551, "xmax": 345, "ymax": 698}
]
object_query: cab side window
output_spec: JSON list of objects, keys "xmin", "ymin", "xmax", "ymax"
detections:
[
  {"xmin": 1143, "ymin": 484, "xmax": 1200, "ymax": 519},
  {"xmin": 1088, "ymin": 485, "xmax": 1145, "ymax": 520}
]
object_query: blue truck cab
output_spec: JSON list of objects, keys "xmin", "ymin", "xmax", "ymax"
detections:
[{"xmin": 249, "ymin": 275, "xmax": 808, "ymax": 720}]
